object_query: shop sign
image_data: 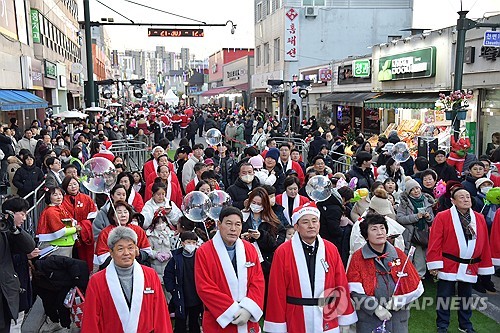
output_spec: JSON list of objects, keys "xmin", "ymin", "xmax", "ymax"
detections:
[
  {"xmin": 20, "ymin": 56, "xmax": 33, "ymax": 89},
  {"xmin": 284, "ymin": 7, "xmax": 299, "ymax": 62},
  {"xmin": 227, "ymin": 68, "xmax": 246, "ymax": 81},
  {"xmin": 378, "ymin": 47, "xmax": 436, "ymax": 81},
  {"xmin": 318, "ymin": 68, "xmax": 332, "ymax": 81},
  {"xmin": 338, "ymin": 64, "xmax": 371, "ymax": 85},
  {"xmin": 70, "ymin": 73, "xmax": 79, "ymax": 84},
  {"xmin": 45, "ymin": 60, "xmax": 57, "ymax": 79},
  {"xmin": 483, "ymin": 31, "xmax": 500, "ymax": 47},
  {"xmin": 480, "ymin": 46, "xmax": 500, "ymax": 61},
  {"xmin": 353, "ymin": 60, "xmax": 370, "ymax": 78},
  {"xmin": 30, "ymin": 9, "xmax": 41, "ymax": 43},
  {"xmin": 32, "ymin": 59, "xmax": 43, "ymax": 90}
]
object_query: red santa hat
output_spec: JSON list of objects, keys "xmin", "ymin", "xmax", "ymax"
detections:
[
  {"xmin": 291, "ymin": 202, "xmax": 321, "ymax": 225},
  {"xmin": 100, "ymin": 141, "xmax": 112, "ymax": 151}
]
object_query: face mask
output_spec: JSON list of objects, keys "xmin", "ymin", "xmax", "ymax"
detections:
[
  {"xmin": 481, "ymin": 186, "xmax": 492, "ymax": 195},
  {"xmin": 78, "ymin": 152, "xmax": 83, "ymax": 159},
  {"xmin": 269, "ymin": 197, "xmax": 276, "ymax": 206},
  {"xmin": 155, "ymin": 222, "xmax": 167, "ymax": 231},
  {"xmin": 60, "ymin": 156, "xmax": 70, "ymax": 162},
  {"xmin": 250, "ymin": 203, "xmax": 263, "ymax": 213},
  {"xmin": 184, "ymin": 244, "xmax": 197, "ymax": 253},
  {"xmin": 241, "ymin": 174, "xmax": 254, "ymax": 183},
  {"xmin": 58, "ymin": 141, "xmax": 64, "ymax": 146}
]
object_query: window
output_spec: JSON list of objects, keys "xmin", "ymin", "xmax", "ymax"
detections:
[
  {"xmin": 266, "ymin": 0, "xmax": 270, "ymax": 15},
  {"xmin": 257, "ymin": 2, "xmax": 263, "ymax": 22},
  {"xmin": 263, "ymin": 43, "xmax": 270, "ymax": 65},
  {"xmin": 303, "ymin": 0, "xmax": 325, "ymax": 5},
  {"xmin": 256, "ymin": 46, "xmax": 261, "ymax": 66},
  {"xmin": 274, "ymin": 38, "xmax": 280, "ymax": 62}
]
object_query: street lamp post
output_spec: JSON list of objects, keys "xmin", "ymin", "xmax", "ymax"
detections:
[{"xmin": 183, "ymin": 81, "xmax": 189, "ymax": 106}]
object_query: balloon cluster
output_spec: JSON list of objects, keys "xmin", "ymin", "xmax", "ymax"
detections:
[{"xmin": 181, "ymin": 190, "xmax": 232, "ymax": 222}]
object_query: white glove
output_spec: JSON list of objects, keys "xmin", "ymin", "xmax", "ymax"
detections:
[
  {"xmin": 231, "ymin": 308, "xmax": 252, "ymax": 326},
  {"xmin": 340, "ymin": 325, "xmax": 351, "ymax": 333},
  {"xmin": 385, "ymin": 298, "xmax": 401, "ymax": 311},
  {"xmin": 374, "ymin": 305, "xmax": 392, "ymax": 321},
  {"xmin": 156, "ymin": 252, "xmax": 171, "ymax": 262}
]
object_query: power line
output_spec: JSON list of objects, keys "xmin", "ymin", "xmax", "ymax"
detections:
[
  {"xmin": 94, "ymin": 0, "xmax": 135, "ymax": 24},
  {"xmin": 123, "ymin": 0, "xmax": 207, "ymax": 25}
]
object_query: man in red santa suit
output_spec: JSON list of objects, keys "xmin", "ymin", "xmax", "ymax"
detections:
[
  {"xmin": 93, "ymin": 141, "xmax": 115, "ymax": 162},
  {"xmin": 278, "ymin": 143, "xmax": 305, "ymax": 186},
  {"xmin": 195, "ymin": 206, "xmax": 265, "ymax": 333},
  {"xmin": 427, "ymin": 187, "xmax": 494, "ymax": 333},
  {"xmin": 264, "ymin": 202, "xmax": 357, "ymax": 333},
  {"xmin": 81, "ymin": 226, "xmax": 173, "ymax": 333},
  {"xmin": 490, "ymin": 209, "xmax": 500, "ymax": 267}
]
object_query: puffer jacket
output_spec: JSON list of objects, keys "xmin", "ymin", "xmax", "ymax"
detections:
[
  {"xmin": 396, "ymin": 192, "xmax": 435, "ymax": 250},
  {"xmin": 347, "ymin": 165, "xmax": 375, "ymax": 190},
  {"xmin": 12, "ymin": 163, "xmax": 44, "ymax": 198}
]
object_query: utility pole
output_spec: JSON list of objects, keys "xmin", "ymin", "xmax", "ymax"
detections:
[
  {"xmin": 83, "ymin": 0, "xmax": 95, "ymax": 107},
  {"xmin": 452, "ymin": 11, "xmax": 500, "ymax": 139}
]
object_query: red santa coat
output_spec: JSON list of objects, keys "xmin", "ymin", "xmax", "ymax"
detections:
[
  {"xmin": 61, "ymin": 193, "xmax": 97, "ymax": 272},
  {"xmin": 186, "ymin": 177, "xmax": 221, "ymax": 194},
  {"xmin": 81, "ymin": 260, "xmax": 173, "ymax": 333},
  {"xmin": 144, "ymin": 160, "xmax": 179, "ymax": 189},
  {"xmin": 128, "ymin": 189, "xmax": 144, "ymax": 212},
  {"xmin": 180, "ymin": 114, "xmax": 189, "ymax": 129},
  {"xmin": 36, "ymin": 205, "xmax": 73, "ymax": 242},
  {"xmin": 276, "ymin": 193, "xmax": 310, "ymax": 225},
  {"xmin": 94, "ymin": 224, "xmax": 152, "ymax": 265},
  {"xmin": 427, "ymin": 206, "xmax": 494, "ymax": 283},
  {"xmin": 195, "ymin": 231, "xmax": 265, "ymax": 333},
  {"xmin": 279, "ymin": 159, "xmax": 305, "ymax": 186},
  {"xmin": 490, "ymin": 209, "xmax": 500, "ymax": 266},
  {"xmin": 93, "ymin": 151, "xmax": 115, "ymax": 162},
  {"xmin": 144, "ymin": 180, "xmax": 182, "ymax": 207},
  {"xmin": 264, "ymin": 234, "xmax": 357, "ymax": 332}
]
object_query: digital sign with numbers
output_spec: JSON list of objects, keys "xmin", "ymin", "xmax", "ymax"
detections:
[{"xmin": 148, "ymin": 29, "xmax": 204, "ymax": 37}]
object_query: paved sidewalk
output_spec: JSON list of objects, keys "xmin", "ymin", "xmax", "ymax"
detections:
[{"xmin": 473, "ymin": 274, "xmax": 500, "ymax": 324}]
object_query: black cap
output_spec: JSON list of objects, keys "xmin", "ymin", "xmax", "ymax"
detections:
[
  {"xmin": 177, "ymin": 146, "xmax": 192, "ymax": 154},
  {"xmin": 435, "ymin": 149, "xmax": 446, "ymax": 157}
]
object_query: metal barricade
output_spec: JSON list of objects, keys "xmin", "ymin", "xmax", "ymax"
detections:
[
  {"xmin": 273, "ymin": 137, "xmax": 309, "ymax": 161},
  {"xmin": 331, "ymin": 155, "xmax": 353, "ymax": 174},
  {"xmin": 109, "ymin": 140, "xmax": 150, "ymax": 172},
  {"xmin": 23, "ymin": 181, "xmax": 46, "ymax": 237}
]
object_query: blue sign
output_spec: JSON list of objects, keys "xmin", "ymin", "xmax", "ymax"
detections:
[{"xmin": 483, "ymin": 31, "xmax": 500, "ymax": 47}]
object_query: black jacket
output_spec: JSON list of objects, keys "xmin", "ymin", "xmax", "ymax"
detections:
[
  {"xmin": 264, "ymin": 164, "xmax": 286, "ymax": 195},
  {"xmin": 0, "ymin": 228, "xmax": 35, "ymax": 326},
  {"xmin": 32, "ymin": 255, "xmax": 89, "ymax": 291},
  {"xmin": 242, "ymin": 215, "xmax": 285, "ymax": 276},
  {"xmin": 213, "ymin": 154, "xmax": 235, "ymax": 190},
  {"xmin": 0, "ymin": 133, "xmax": 14, "ymax": 159},
  {"xmin": 244, "ymin": 119, "xmax": 254, "ymax": 137},
  {"xmin": 227, "ymin": 177, "xmax": 261, "ymax": 209},
  {"xmin": 432, "ymin": 162, "xmax": 459, "ymax": 182},
  {"xmin": 347, "ymin": 165, "xmax": 375, "ymax": 190},
  {"xmin": 12, "ymin": 163, "xmax": 44, "ymax": 198},
  {"xmin": 204, "ymin": 117, "xmax": 217, "ymax": 131},
  {"xmin": 308, "ymin": 136, "xmax": 328, "ymax": 163},
  {"xmin": 186, "ymin": 121, "xmax": 198, "ymax": 138}
]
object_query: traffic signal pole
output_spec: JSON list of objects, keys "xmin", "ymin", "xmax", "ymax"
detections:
[{"xmin": 83, "ymin": 0, "xmax": 95, "ymax": 107}]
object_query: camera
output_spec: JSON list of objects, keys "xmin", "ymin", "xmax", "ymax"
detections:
[{"xmin": 0, "ymin": 210, "xmax": 15, "ymax": 233}]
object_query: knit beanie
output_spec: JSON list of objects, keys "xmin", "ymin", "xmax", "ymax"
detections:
[
  {"xmin": 265, "ymin": 148, "xmax": 280, "ymax": 162},
  {"xmin": 369, "ymin": 188, "xmax": 395, "ymax": 217},
  {"xmin": 405, "ymin": 179, "xmax": 421, "ymax": 195},
  {"xmin": 249, "ymin": 156, "xmax": 264, "ymax": 169}
]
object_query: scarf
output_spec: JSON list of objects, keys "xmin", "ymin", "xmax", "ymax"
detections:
[
  {"xmin": 457, "ymin": 209, "xmax": 474, "ymax": 240},
  {"xmin": 409, "ymin": 195, "xmax": 426, "ymax": 230}
]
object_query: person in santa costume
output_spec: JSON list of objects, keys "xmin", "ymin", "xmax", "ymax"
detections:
[
  {"xmin": 36, "ymin": 186, "xmax": 80, "ymax": 257},
  {"xmin": 61, "ymin": 176, "xmax": 96, "ymax": 272},
  {"xmin": 117, "ymin": 172, "xmax": 144, "ymax": 212},
  {"xmin": 81, "ymin": 226, "xmax": 173, "ymax": 333},
  {"xmin": 427, "ymin": 187, "xmax": 494, "ymax": 333},
  {"xmin": 347, "ymin": 213, "xmax": 424, "ymax": 333},
  {"xmin": 143, "ymin": 164, "xmax": 183, "ymax": 207},
  {"xmin": 490, "ymin": 209, "xmax": 500, "ymax": 268},
  {"xmin": 94, "ymin": 201, "xmax": 152, "ymax": 268},
  {"xmin": 195, "ymin": 206, "xmax": 265, "ymax": 333},
  {"xmin": 92, "ymin": 141, "xmax": 115, "ymax": 162},
  {"xmin": 275, "ymin": 176, "xmax": 310, "ymax": 226},
  {"xmin": 143, "ymin": 150, "xmax": 180, "ymax": 191},
  {"xmin": 277, "ymin": 143, "xmax": 305, "ymax": 186},
  {"xmin": 264, "ymin": 202, "xmax": 358, "ymax": 333}
]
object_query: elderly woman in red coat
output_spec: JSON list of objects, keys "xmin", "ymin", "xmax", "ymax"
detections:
[{"xmin": 61, "ymin": 176, "xmax": 96, "ymax": 272}]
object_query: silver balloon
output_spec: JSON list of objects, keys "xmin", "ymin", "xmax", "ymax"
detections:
[
  {"xmin": 182, "ymin": 191, "xmax": 211, "ymax": 222},
  {"xmin": 207, "ymin": 190, "xmax": 233, "ymax": 221},
  {"xmin": 305, "ymin": 175, "xmax": 333, "ymax": 202},
  {"xmin": 391, "ymin": 142, "xmax": 411, "ymax": 163},
  {"xmin": 205, "ymin": 128, "xmax": 223, "ymax": 146},
  {"xmin": 81, "ymin": 157, "xmax": 117, "ymax": 194}
]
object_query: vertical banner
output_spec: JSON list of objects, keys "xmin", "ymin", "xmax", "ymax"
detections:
[
  {"xmin": 284, "ymin": 7, "xmax": 299, "ymax": 62},
  {"xmin": 30, "ymin": 9, "xmax": 40, "ymax": 43}
]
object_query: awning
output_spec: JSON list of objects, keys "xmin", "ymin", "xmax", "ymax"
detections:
[
  {"xmin": 317, "ymin": 92, "xmax": 379, "ymax": 104},
  {"xmin": 364, "ymin": 92, "xmax": 439, "ymax": 109},
  {"xmin": 0, "ymin": 90, "xmax": 48, "ymax": 111},
  {"xmin": 201, "ymin": 87, "xmax": 231, "ymax": 97}
]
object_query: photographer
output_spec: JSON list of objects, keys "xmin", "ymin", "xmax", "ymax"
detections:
[{"xmin": 0, "ymin": 197, "xmax": 36, "ymax": 332}]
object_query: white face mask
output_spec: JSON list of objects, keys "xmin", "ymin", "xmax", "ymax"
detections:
[
  {"xmin": 60, "ymin": 156, "xmax": 70, "ymax": 162},
  {"xmin": 58, "ymin": 141, "xmax": 64, "ymax": 146},
  {"xmin": 481, "ymin": 186, "xmax": 492, "ymax": 195},
  {"xmin": 241, "ymin": 174, "xmax": 254, "ymax": 183},
  {"xmin": 184, "ymin": 244, "xmax": 197, "ymax": 253},
  {"xmin": 155, "ymin": 222, "xmax": 167, "ymax": 231},
  {"xmin": 250, "ymin": 203, "xmax": 263, "ymax": 213}
]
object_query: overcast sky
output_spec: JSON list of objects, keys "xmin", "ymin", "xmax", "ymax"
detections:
[{"xmin": 80, "ymin": 0, "xmax": 500, "ymax": 59}]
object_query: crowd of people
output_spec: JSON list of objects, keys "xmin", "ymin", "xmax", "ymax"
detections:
[{"xmin": 0, "ymin": 102, "xmax": 500, "ymax": 333}]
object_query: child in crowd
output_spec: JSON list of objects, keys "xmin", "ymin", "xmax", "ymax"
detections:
[
  {"xmin": 285, "ymin": 225, "xmax": 295, "ymax": 240},
  {"xmin": 146, "ymin": 208, "xmax": 174, "ymax": 284},
  {"xmin": 249, "ymin": 155, "xmax": 276, "ymax": 186},
  {"xmin": 164, "ymin": 231, "xmax": 203, "ymax": 333}
]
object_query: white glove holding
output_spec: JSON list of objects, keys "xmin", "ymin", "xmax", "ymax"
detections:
[
  {"xmin": 374, "ymin": 305, "xmax": 392, "ymax": 321},
  {"xmin": 385, "ymin": 298, "xmax": 401, "ymax": 311},
  {"xmin": 340, "ymin": 325, "xmax": 351, "ymax": 333},
  {"xmin": 231, "ymin": 308, "xmax": 252, "ymax": 326}
]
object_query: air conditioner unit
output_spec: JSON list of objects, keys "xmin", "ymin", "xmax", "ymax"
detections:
[{"xmin": 305, "ymin": 6, "xmax": 318, "ymax": 17}]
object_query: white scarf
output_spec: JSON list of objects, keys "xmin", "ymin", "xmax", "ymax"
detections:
[{"xmin": 281, "ymin": 192, "xmax": 300, "ymax": 225}]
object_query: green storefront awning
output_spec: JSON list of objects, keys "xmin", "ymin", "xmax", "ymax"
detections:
[{"xmin": 364, "ymin": 92, "xmax": 439, "ymax": 109}]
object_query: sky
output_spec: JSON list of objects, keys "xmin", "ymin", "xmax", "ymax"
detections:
[{"xmin": 79, "ymin": 0, "xmax": 500, "ymax": 59}]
